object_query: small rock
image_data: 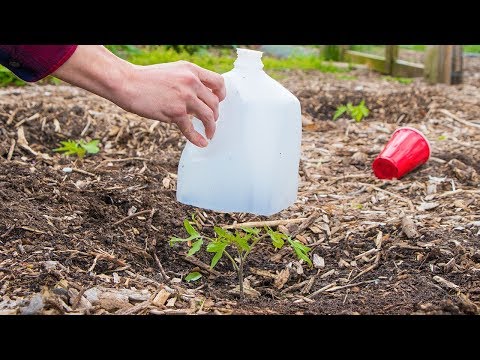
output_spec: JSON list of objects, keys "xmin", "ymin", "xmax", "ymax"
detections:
[
  {"xmin": 162, "ymin": 177, "xmax": 171, "ymax": 188},
  {"xmin": 20, "ymin": 294, "xmax": 44, "ymax": 315},
  {"xmin": 401, "ymin": 216, "xmax": 420, "ymax": 239},
  {"xmin": 112, "ymin": 272, "xmax": 120, "ymax": 284},
  {"xmin": 313, "ymin": 254, "xmax": 325, "ymax": 268},
  {"xmin": 351, "ymin": 151, "xmax": 368, "ymax": 165}
]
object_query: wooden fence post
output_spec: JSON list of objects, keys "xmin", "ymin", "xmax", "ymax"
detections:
[
  {"xmin": 424, "ymin": 45, "xmax": 463, "ymax": 84},
  {"xmin": 385, "ymin": 45, "xmax": 399, "ymax": 74}
]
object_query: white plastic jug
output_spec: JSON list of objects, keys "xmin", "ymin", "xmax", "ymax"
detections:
[{"xmin": 176, "ymin": 48, "xmax": 302, "ymax": 216}]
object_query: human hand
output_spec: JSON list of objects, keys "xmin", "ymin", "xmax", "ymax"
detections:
[
  {"xmin": 116, "ymin": 61, "xmax": 226, "ymax": 147},
  {"xmin": 52, "ymin": 46, "xmax": 226, "ymax": 148}
]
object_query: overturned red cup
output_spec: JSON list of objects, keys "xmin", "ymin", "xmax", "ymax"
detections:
[{"xmin": 372, "ymin": 127, "xmax": 431, "ymax": 180}]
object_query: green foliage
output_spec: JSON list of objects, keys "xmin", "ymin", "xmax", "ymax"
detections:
[
  {"xmin": 127, "ymin": 46, "xmax": 346, "ymax": 75},
  {"xmin": 165, "ymin": 45, "xmax": 211, "ymax": 55},
  {"xmin": 335, "ymin": 74, "xmax": 358, "ymax": 81},
  {"xmin": 0, "ymin": 66, "xmax": 25, "ymax": 87},
  {"xmin": 288, "ymin": 238, "xmax": 312, "ymax": 266},
  {"xmin": 464, "ymin": 45, "xmax": 480, "ymax": 54},
  {"xmin": 105, "ymin": 45, "xmax": 142, "ymax": 59},
  {"xmin": 333, "ymin": 100, "xmax": 370, "ymax": 122},
  {"xmin": 185, "ymin": 272, "xmax": 202, "ymax": 282},
  {"xmin": 53, "ymin": 139, "xmax": 100, "ymax": 158},
  {"xmin": 322, "ymin": 45, "xmax": 342, "ymax": 61},
  {"xmin": 170, "ymin": 220, "xmax": 312, "ymax": 298},
  {"xmin": 383, "ymin": 75, "xmax": 413, "ymax": 85}
]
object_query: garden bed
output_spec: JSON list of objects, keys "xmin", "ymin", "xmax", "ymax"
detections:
[{"xmin": 0, "ymin": 64, "xmax": 479, "ymax": 315}]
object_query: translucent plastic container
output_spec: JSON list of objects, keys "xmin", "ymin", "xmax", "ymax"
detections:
[{"xmin": 176, "ymin": 48, "xmax": 302, "ymax": 216}]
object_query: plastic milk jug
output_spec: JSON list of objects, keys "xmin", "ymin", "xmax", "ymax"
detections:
[{"xmin": 176, "ymin": 48, "xmax": 302, "ymax": 216}]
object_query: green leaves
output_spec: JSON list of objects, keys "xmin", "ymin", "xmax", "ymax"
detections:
[
  {"xmin": 333, "ymin": 100, "xmax": 370, "ymax": 123},
  {"xmin": 207, "ymin": 241, "xmax": 228, "ymax": 268},
  {"xmin": 185, "ymin": 272, "xmax": 202, "ymax": 282},
  {"xmin": 333, "ymin": 105, "xmax": 348, "ymax": 121},
  {"xmin": 187, "ymin": 239, "xmax": 203, "ymax": 256},
  {"xmin": 53, "ymin": 139, "xmax": 100, "ymax": 158},
  {"xmin": 288, "ymin": 238, "xmax": 313, "ymax": 266},
  {"xmin": 169, "ymin": 219, "xmax": 201, "ymax": 246},
  {"xmin": 266, "ymin": 227, "xmax": 286, "ymax": 249},
  {"xmin": 169, "ymin": 220, "xmax": 314, "ymax": 285},
  {"xmin": 184, "ymin": 219, "xmax": 199, "ymax": 237}
]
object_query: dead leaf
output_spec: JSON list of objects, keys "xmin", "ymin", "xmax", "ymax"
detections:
[
  {"xmin": 274, "ymin": 268, "xmax": 290, "ymax": 289},
  {"xmin": 313, "ymin": 254, "xmax": 325, "ymax": 268}
]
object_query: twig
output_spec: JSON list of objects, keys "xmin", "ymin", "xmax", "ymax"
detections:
[
  {"xmin": 324, "ymin": 173, "xmax": 372, "ymax": 184},
  {"xmin": 100, "ymin": 157, "xmax": 150, "ymax": 163},
  {"xmin": 88, "ymin": 255, "xmax": 100, "ymax": 272},
  {"xmin": 71, "ymin": 286, "xmax": 87, "ymax": 310},
  {"xmin": 290, "ymin": 210, "xmax": 322, "ymax": 238},
  {"xmin": 80, "ymin": 116, "xmax": 92, "ymax": 137},
  {"xmin": 17, "ymin": 126, "xmax": 38, "ymax": 156},
  {"xmin": 435, "ymin": 189, "xmax": 480, "ymax": 198},
  {"xmin": 71, "ymin": 168, "xmax": 96, "ymax": 177},
  {"xmin": 7, "ymin": 139, "xmax": 15, "ymax": 161},
  {"xmin": 357, "ymin": 182, "xmax": 415, "ymax": 211},
  {"xmin": 281, "ymin": 279, "xmax": 310, "ymax": 293},
  {"xmin": 351, "ymin": 231, "xmax": 383, "ymax": 282},
  {"xmin": 438, "ymin": 109, "xmax": 480, "ymax": 129},
  {"xmin": 6, "ymin": 108, "xmax": 19, "ymax": 125},
  {"xmin": 113, "ymin": 209, "xmax": 152, "ymax": 226},
  {"xmin": 307, "ymin": 282, "xmax": 337, "ymax": 298},
  {"xmin": 354, "ymin": 248, "xmax": 379, "ymax": 260},
  {"xmin": 15, "ymin": 113, "xmax": 40, "ymax": 128},
  {"xmin": 19, "ymin": 226, "xmax": 46, "ymax": 234},
  {"xmin": 153, "ymin": 252, "xmax": 170, "ymax": 281},
  {"xmin": 116, "ymin": 300, "xmax": 152, "ymax": 315},
  {"xmin": 181, "ymin": 254, "xmax": 222, "ymax": 277},
  {"xmin": 324, "ymin": 279, "xmax": 378, "ymax": 293},
  {"xmin": 223, "ymin": 218, "xmax": 307, "ymax": 230},
  {"xmin": 0, "ymin": 225, "xmax": 15, "ymax": 238}
]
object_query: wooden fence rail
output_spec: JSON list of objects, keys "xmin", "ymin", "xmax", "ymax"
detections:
[{"xmin": 336, "ymin": 45, "xmax": 463, "ymax": 85}]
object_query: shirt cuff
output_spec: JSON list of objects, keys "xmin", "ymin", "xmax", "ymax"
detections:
[{"xmin": 0, "ymin": 45, "xmax": 78, "ymax": 82}]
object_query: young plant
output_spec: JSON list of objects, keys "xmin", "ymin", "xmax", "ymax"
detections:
[
  {"xmin": 333, "ymin": 100, "xmax": 370, "ymax": 122},
  {"xmin": 170, "ymin": 219, "xmax": 312, "ymax": 299},
  {"xmin": 53, "ymin": 139, "xmax": 100, "ymax": 158}
]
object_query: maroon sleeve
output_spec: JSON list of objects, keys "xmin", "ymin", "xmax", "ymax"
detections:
[{"xmin": 0, "ymin": 45, "xmax": 78, "ymax": 82}]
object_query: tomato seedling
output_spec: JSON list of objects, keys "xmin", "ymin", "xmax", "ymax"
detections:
[
  {"xmin": 170, "ymin": 219, "xmax": 312, "ymax": 299},
  {"xmin": 53, "ymin": 139, "xmax": 100, "ymax": 158}
]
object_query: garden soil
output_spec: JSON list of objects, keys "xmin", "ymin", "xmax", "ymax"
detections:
[{"xmin": 0, "ymin": 59, "xmax": 479, "ymax": 315}]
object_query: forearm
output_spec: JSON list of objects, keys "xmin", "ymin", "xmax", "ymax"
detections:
[{"xmin": 52, "ymin": 45, "xmax": 133, "ymax": 104}]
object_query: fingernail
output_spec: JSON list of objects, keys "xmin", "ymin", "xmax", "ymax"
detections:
[{"xmin": 199, "ymin": 138, "xmax": 208, "ymax": 147}]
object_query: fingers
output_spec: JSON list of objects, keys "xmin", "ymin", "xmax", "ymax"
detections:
[
  {"xmin": 192, "ymin": 65, "xmax": 226, "ymax": 101},
  {"xmin": 197, "ymin": 85, "xmax": 220, "ymax": 120},
  {"xmin": 187, "ymin": 98, "xmax": 216, "ymax": 140},
  {"xmin": 174, "ymin": 115, "xmax": 208, "ymax": 148}
]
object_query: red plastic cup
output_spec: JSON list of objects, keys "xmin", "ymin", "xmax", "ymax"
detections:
[{"xmin": 372, "ymin": 127, "xmax": 431, "ymax": 180}]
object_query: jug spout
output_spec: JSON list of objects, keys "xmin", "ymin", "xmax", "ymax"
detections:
[{"xmin": 234, "ymin": 48, "xmax": 264, "ymax": 71}]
